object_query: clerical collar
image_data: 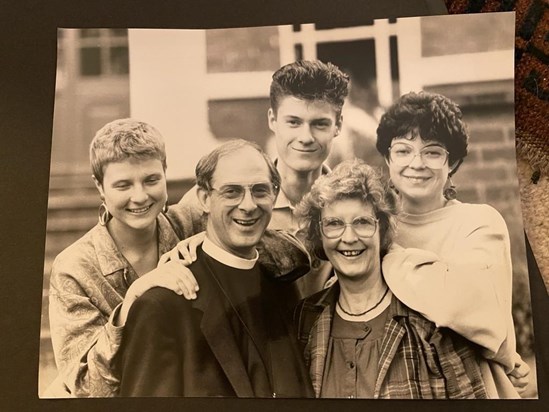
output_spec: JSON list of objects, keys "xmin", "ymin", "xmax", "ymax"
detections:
[{"xmin": 202, "ymin": 237, "xmax": 259, "ymax": 270}]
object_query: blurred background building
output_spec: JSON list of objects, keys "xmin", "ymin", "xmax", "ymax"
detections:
[{"xmin": 41, "ymin": 13, "xmax": 536, "ymax": 396}]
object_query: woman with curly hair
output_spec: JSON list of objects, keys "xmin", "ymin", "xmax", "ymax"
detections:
[
  {"xmin": 376, "ymin": 91, "xmax": 529, "ymax": 397},
  {"xmin": 293, "ymin": 159, "xmax": 487, "ymax": 398}
]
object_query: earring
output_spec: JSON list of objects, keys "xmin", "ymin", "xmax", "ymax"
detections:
[
  {"xmin": 443, "ymin": 176, "xmax": 457, "ymax": 200},
  {"xmin": 98, "ymin": 202, "xmax": 112, "ymax": 226}
]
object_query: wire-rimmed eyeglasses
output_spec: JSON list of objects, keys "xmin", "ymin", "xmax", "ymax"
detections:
[
  {"xmin": 210, "ymin": 182, "xmax": 277, "ymax": 206},
  {"xmin": 319, "ymin": 215, "xmax": 378, "ymax": 239},
  {"xmin": 389, "ymin": 142, "xmax": 449, "ymax": 169}
]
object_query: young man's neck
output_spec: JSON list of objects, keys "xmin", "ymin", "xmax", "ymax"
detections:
[{"xmin": 277, "ymin": 160, "xmax": 323, "ymax": 206}]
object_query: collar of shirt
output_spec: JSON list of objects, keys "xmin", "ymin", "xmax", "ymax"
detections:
[
  {"xmin": 308, "ymin": 279, "xmax": 408, "ymax": 321},
  {"xmin": 202, "ymin": 236, "xmax": 259, "ymax": 270},
  {"xmin": 273, "ymin": 160, "xmax": 331, "ymax": 211},
  {"xmin": 92, "ymin": 213, "xmax": 180, "ymax": 277}
]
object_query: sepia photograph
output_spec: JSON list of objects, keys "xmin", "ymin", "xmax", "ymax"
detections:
[{"xmin": 38, "ymin": 11, "xmax": 538, "ymax": 399}]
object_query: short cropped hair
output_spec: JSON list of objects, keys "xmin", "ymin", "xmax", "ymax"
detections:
[
  {"xmin": 270, "ymin": 60, "xmax": 350, "ymax": 122},
  {"xmin": 376, "ymin": 92, "xmax": 469, "ymax": 174},
  {"xmin": 296, "ymin": 159, "xmax": 399, "ymax": 261},
  {"xmin": 90, "ymin": 118, "xmax": 167, "ymax": 184},
  {"xmin": 195, "ymin": 139, "xmax": 281, "ymax": 195}
]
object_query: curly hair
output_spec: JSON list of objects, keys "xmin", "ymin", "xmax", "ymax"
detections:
[
  {"xmin": 90, "ymin": 118, "xmax": 167, "ymax": 184},
  {"xmin": 195, "ymin": 139, "xmax": 281, "ymax": 196},
  {"xmin": 270, "ymin": 60, "xmax": 350, "ymax": 124},
  {"xmin": 376, "ymin": 92, "xmax": 469, "ymax": 174},
  {"xmin": 295, "ymin": 159, "xmax": 399, "ymax": 261}
]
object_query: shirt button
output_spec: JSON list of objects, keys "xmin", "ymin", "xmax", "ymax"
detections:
[
  {"xmin": 349, "ymin": 361, "xmax": 355, "ymax": 369},
  {"xmin": 364, "ymin": 325, "xmax": 371, "ymax": 332}
]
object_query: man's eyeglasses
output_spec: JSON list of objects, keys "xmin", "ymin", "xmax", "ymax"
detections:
[
  {"xmin": 319, "ymin": 215, "xmax": 378, "ymax": 239},
  {"xmin": 210, "ymin": 183, "xmax": 277, "ymax": 206},
  {"xmin": 389, "ymin": 142, "xmax": 449, "ymax": 169}
]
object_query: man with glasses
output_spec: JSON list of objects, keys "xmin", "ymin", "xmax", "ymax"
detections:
[
  {"xmin": 171, "ymin": 60, "xmax": 350, "ymax": 299},
  {"xmin": 117, "ymin": 140, "xmax": 314, "ymax": 397}
]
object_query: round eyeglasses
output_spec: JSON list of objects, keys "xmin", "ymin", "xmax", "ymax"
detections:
[
  {"xmin": 389, "ymin": 142, "xmax": 449, "ymax": 169},
  {"xmin": 210, "ymin": 183, "xmax": 277, "ymax": 206},
  {"xmin": 319, "ymin": 215, "xmax": 378, "ymax": 239}
]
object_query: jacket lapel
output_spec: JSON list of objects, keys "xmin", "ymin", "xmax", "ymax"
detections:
[
  {"xmin": 261, "ymin": 276, "xmax": 315, "ymax": 398},
  {"xmin": 191, "ymin": 258, "xmax": 254, "ymax": 397}
]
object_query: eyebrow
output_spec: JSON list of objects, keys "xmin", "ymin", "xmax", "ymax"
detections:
[
  {"xmin": 218, "ymin": 181, "xmax": 271, "ymax": 186},
  {"xmin": 421, "ymin": 142, "xmax": 446, "ymax": 148},
  {"xmin": 282, "ymin": 115, "xmax": 332, "ymax": 122},
  {"xmin": 110, "ymin": 173, "xmax": 163, "ymax": 185}
]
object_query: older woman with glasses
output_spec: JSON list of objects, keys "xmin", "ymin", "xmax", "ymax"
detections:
[
  {"xmin": 376, "ymin": 91, "xmax": 529, "ymax": 397},
  {"xmin": 293, "ymin": 159, "xmax": 487, "ymax": 399}
]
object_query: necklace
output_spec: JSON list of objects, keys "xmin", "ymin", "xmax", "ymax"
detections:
[{"xmin": 337, "ymin": 286, "xmax": 390, "ymax": 317}]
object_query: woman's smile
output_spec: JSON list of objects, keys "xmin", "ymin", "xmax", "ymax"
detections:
[
  {"xmin": 126, "ymin": 204, "xmax": 154, "ymax": 214},
  {"xmin": 337, "ymin": 249, "xmax": 366, "ymax": 257}
]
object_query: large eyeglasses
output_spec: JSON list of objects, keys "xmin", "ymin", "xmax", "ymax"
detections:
[
  {"xmin": 210, "ymin": 182, "xmax": 277, "ymax": 206},
  {"xmin": 389, "ymin": 142, "xmax": 449, "ymax": 169},
  {"xmin": 319, "ymin": 215, "xmax": 378, "ymax": 239}
]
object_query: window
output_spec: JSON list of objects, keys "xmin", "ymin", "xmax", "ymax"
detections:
[{"xmin": 78, "ymin": 29, "xmax": 129, "ymax": 77}]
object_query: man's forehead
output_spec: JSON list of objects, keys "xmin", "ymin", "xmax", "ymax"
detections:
[
  {"xmin": 276, "ymin": 96, "xmax": 338, "ymax": 117},
  {"xmin": 212, "ymin": 148, "xmax": 270, "ymax": 185}
]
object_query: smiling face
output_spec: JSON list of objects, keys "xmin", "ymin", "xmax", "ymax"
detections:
[
  {"xmin": 198, "ymin": 147, "xmax": 275, "ymax": 259},
  {"xmin": 94, "ymin": 158, "xmax": 167, "ymax": 233},
  {"xmin": 321, "ymin": 198, "xmax": 381, "ymax": 280},
  {"xmin": 387, "ymin": 133, "xmax": 450, "ymax": 213},
  {"xmin": 268, "ymin": 96, "xmax": 340, "ymax": 173}
]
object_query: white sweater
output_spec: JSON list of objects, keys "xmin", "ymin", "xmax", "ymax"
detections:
[{"xmin": 382, "ymin": 200, "xmax": 519, "ymax": 372}]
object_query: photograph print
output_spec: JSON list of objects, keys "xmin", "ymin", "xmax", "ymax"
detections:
[{"xmin": 39, "ymin": 11, "xmax": 538, "ymax": 399}]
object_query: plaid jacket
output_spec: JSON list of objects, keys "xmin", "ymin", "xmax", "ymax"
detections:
[{"xmin": 294, "ymin": 283, "xmax": 487, "ymax": 399}]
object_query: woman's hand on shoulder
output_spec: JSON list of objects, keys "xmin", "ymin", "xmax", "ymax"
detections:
[
  {"xmin": 119, "ymin": 260, "xmax": 199, "ymax": 325},
  {"xmin": 158, "ymin": 231, "xmax": 206, "ymax": 265}
]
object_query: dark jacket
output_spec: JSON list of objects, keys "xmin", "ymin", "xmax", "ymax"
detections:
[{"xmin": 118, "ymin": 248, "xmax": 314, "ymax": 398}]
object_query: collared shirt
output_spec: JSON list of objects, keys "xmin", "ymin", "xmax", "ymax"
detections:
[
  {"xmin": 269, "ymin": 162, "xmax": 332, "ymax": 234},
  {"xmin": 48, "ymin": 214, "xmax": 180, "ymax": 397},
  {"xmin": 202, "ymin": 236, "xmax": 259, "ymax": 269},
  {"xmin": 294, "ymin": 282, "xmax": 487, "ymax": 399}
]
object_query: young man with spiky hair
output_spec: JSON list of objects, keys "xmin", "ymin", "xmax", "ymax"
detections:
[{"xmin": 172, "ymin": 60, "xmax": 350, "ymax": 298}]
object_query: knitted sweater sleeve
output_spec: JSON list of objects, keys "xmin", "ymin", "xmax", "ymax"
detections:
[{"xmin": 382, "ymin": 204, "xmax": 518, "ymax": 371}]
